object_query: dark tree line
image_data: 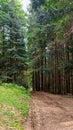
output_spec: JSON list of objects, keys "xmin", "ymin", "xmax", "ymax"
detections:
[
  {"xmin": 0, "ymin": 0, "xmax": 73, "ymax": 94},
  {"xmin": 27, "ymin": 0, "xmax": 73, "ymax": 94},
  {"xmin": 0, "ymin": 0, "xmax": 27, "ymax": 86}
]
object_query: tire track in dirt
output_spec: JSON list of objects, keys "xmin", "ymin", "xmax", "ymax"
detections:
[{"xmin": 24, "ymin": 92, "xmax": 73, "ymax": 130}]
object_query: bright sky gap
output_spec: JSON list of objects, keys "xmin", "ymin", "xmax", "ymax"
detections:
[{"xmin": 20, "ymin": 0, "xmax": 30, "ymax": 11}]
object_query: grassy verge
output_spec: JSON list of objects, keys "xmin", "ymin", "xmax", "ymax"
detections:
[{"xmin": 0, "ymin": 83, "xmax": 31, "ymax": 130}]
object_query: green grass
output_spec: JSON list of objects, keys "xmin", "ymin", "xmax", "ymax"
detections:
[{"xmin": 0, "ymin": 83, "xmax": 31, "ymax": 130}]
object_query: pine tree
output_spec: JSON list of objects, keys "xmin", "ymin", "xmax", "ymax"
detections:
[
  {"xmin": 27, "ymin": 0, "xmax": 73, "ymax": 94},
  {"xmin": 0, "ymin": 0, "xmax": 27, "ymax": 85}
]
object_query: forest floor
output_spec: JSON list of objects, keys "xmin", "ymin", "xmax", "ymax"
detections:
[
  {"xmin": 0, "ymin": 83, "xmax": 31, "ymax": 130},
  {"xmin": 24, "ymin": 92, "xmax": 73, "ymax": 130}
]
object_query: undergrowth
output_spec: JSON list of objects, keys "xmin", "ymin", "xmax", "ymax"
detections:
[{"xmin": 0, "ymin": 83, "xmax": 31, "ymax": 130}]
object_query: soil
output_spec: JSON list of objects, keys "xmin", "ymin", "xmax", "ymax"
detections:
[{"xmin": 24, "ymin": 92, "xmax": 73, "ymax": 130}]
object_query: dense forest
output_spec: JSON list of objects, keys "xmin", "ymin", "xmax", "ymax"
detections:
[
  {"xmin": 28, "ymin": 0, "xmax": 73, "ymax": 94},
  {"xmin": 0, "ymin": 0, "xmax": 73, "ymax": 95},
  {"xmin": 0, "ymin": 0, "xmax": 27, "ymax": 85}
]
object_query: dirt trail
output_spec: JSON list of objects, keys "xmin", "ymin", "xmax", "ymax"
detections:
[{"xmin": 24, "ymin": 92, "xmax": 73, "ymax": 130}]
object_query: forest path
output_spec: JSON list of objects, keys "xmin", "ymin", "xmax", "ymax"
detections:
[{"xmin": 24, "ymin": 92, "xmax": 73, "ymax": 130}]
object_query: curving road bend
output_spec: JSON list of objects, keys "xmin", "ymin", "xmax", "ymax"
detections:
[{"xmin": 24, "ymin": 92, "xmax": 73, "ymax": 130}]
